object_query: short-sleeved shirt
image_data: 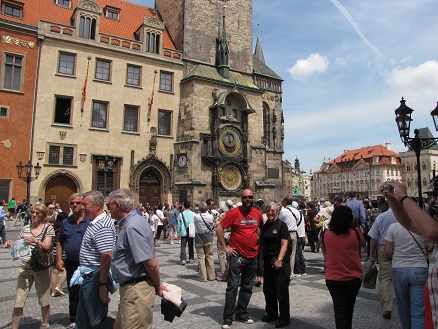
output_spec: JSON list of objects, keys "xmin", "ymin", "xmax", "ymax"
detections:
[
  {"xmin": 324, "ymin": 228, "xmax": 363, "ymax": 281},
  {"xmin": 57, "ymin": 214, "xmax": 90, "ymax": 262},
  {"xmin": 384, "ymin": 222, "xmax": 428, "ymax": 268},
  {"xmin": 79, "ymin": 212, "xmax": 116, "ymax": 267},
  {"xmin": 111, "ymin": 210, "xmax": 155, "ymax": 283},
  {"xmin": 261, "ymin": 219, "xmax": 290, "ymax": 262},
  {"xmin": 18, "ymin": 223, "xmax": 55, "ymax": 269},
  {"xmin": 368, "ymin": 208, "xmax": 397, "ymax": 245},
  {"xmin": 220, "ymin": 206, "xmax": 263, "ymax": 258},
  {"xmin": 169, "ymin": 208, "xmax": 179, "ymax": 225}
]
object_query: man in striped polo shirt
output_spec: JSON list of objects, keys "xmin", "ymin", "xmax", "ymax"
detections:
[{"xmin": 76, "ymin": 190, "xmax": 116, "ymax": 329}]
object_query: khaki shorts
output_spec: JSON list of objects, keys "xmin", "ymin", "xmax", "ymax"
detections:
[
  {"xmin": 15, "ymin": 267, "xmax": 51, "ymax": 307},
  {"xmin": 169, "ymin": 224, "xmax": 177, "ymax": 233},
  {"xmin": 116, "ymin": 280, "xmax": 155, "ymax": 329}
]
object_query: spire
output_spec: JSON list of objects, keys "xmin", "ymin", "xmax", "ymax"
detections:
[
  {"xmin": 217, "ymin": 6, "xmax": 230, "ymax": 79},
  {"xmin": 254, "ymin": 22, "xmax": 265, "ymax": 63},
  {"xmin": 294, "ymin": 157, "xmax": 300, "ymax": 171}
]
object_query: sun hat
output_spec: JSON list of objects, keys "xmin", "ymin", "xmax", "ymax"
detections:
[{"xmin": 220, "ymin": 200, "xmax": 234, "ymax": 213}]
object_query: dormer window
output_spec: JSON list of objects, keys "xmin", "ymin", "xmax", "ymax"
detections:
[
  {"xmin": 373, "ymin": 156, "xmax": 379, "ymax": 164},
  {"xmin": 3, "ymin": 1, "xmax": 23, "ymax": 18},
  {"xmin": 55, "ymin": 0, "xmax": 71, "ymax": 8},
  {"xmin": 79, "ymin": 15, "xmax": 97, "ymax": 40},
  {"xmin": 146, "ymin": 31, "xmax": 160, "ymax": 54},
  {"xmin": 390, "ymin": 156, "xmax": 396, "ymax": 164},
  {"xmin": 104, "ymin": 6, "xmax": 120, "ymax": 21}
]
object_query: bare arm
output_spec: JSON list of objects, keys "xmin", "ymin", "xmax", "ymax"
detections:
[
  {"xmin": 99, "ymin": 251, "xmax": 112, "ymax": 303},
  {"xmin": 383, "ymin": 181, "xmax": 438, "ymax": 243},
  {"xmin": 56, "ymin": 241, "xmax": 64, "ymax": 271},
  {"xmin": 216, "ymin": 223, "xmax": 237, "ymax": 256},
  {"xmin": 383, "ymin": 240, "xmax": 394, "ymax": 258},
  {"xmin": 355, "ymin": 228, "xmax": 366, "ymax": 247},
  {"xmin": 142, "ymin": 257, "xmax": 166, "ymax": 296},
  {"xmin": 274, "ymin": 238, "xmax": 289, "ymax": 269},
  {"xmin": 369, "ymin": 238, "xmax": 378, "ymax": 258}
]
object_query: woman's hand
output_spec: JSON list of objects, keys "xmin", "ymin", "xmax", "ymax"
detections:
[
  {"xmin": 3, "ymin": 240, "xmax": 12, "ymax": 248},
  {"xmin": 23, "ymin": 236, "xmax": 37, "ymax": 245},
  {"xmin": 273, "ymin": 259, "xmax": 283, "ymax": 269}
]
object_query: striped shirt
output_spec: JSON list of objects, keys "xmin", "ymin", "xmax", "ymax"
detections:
[
  {"xmin": 79, "ymin": 212, "xmax": 116, "ymax": 267},
  {"xmin": 18, "ymin": 223, "xmax": 55, "ymax": 269}
]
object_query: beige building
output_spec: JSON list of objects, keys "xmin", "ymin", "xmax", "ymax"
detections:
[
  {"xmin": 311, "ymin": 143, "xmax": 402, "ymax": 201},
  {"xmin": 399, "ymin": 128, "xmax": 438, "ymax": 200},
  {"xmin": 2, "ymin": 0, "xmax": 285, "ymax": 210}
]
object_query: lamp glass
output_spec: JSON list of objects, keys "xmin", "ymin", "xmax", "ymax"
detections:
[
  {"xmin": 431, "ymin": 102, "xmax": 438, "ymax": 132},
  {"xmin": 16, "ymin": 161, "xmax": 23, "ymax": 177},
  {"xmin": 394, "ymin": 98, "xmax": 413, "ymax": 141},
  {"xmin": 25, "ymin": 161, "xmax": 33, "ymax": 175},
  {"xmin": 34, "ymin": 162, "xmax": 41, "ymax": 177}
]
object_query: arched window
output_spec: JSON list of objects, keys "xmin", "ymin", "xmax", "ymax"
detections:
[
  {"xmin": 407, "ymin": 164, "xmax": 411, "ymax": 172},
  {"xmin": 422, "ymin": 162, "xmax": 427, "ymax": 170},
  {"xmin": 146, "ymin": 31, "xmax": 160, "ymax": 54},
  {"xmin": 79, "ymin": 15, "xmax": 96, "ymax": 40},
  {"xmin": 407, "ymin": 179, "xmax": 411, "ymax": 187},
  {"xmin": 423, "ymin": 178, "xmax": 427, "ymax": 186},
  {"xmin": 262, "ymin": 103, "xmax": 270, "ymax": 147},
  {"xmin": 415, "ymin": 178, "xmax": 418, "ymax": 187}
]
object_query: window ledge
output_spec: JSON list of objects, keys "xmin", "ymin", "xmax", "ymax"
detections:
[
  {"xmin": 55, "ymin": 73, "xmax": 77, "ymax": 79},
  {"xmin": 157, "ymin": 134, "xmax": 173, "ymax": 139},
  {"xmin": 43, "ymin": 164, "xmax": 78, "ymax": 168},
  {"xmin": 89, "ymin": 128, "xmax": 109, "ymax": 133},
  {"xmin": 122, "ymin": 131, "xmax": 140, "ymax": 136},
  {"xmin": 124, "ymin": 84, "xmax": 142, "ymax": 89},
  {"xmin": 158, "ymin": 89, "xmax": 174, "ymax": 95},
  {"xmin": 0, "ymin": 89, "xmax": 23, "ymax": 94},
  {"xmin": 93, "ymin": 79, "xmax": 112, "ymax": 85},
  {"xmin": 51, "ymin": 123, "xmax": 73, "ymax": 129}
]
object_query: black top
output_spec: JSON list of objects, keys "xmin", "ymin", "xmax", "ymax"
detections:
[{"xmin": 261, "ymin": 219, "xmax": 290, "ymax": 262}]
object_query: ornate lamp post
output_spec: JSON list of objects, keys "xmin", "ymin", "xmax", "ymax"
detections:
[
  {"xmin": 394, "ymin": 97, "xmax": 438, "ymax": 207},
  {"xmin": 16, "ymin": 160, "xmax": 41, "ymax": 205}
]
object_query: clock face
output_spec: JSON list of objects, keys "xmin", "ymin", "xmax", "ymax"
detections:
[
  {"xmin": 178, "ymin": 155, "xmax": 187, "ymax": 167},
  {"xmin": 219, "ymin": 164, "xmax": 242, "ymax": 191},
  {"xmin": 219, "ymin": 128, "xmax": 242, "ymax": 155}
]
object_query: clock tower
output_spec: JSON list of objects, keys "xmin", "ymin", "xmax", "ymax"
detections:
[{"xmin": 156, "ymin": 0, "xmax": 284, "ymax": 204}]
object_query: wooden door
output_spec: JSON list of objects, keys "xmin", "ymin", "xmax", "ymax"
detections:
[
  {"xmin": 44, "ymin": 175, "xmax": 77, "ymax": 213},
  {"xmin": 139, "ymin": 170, "xmax": 161, "ymax": 206}
]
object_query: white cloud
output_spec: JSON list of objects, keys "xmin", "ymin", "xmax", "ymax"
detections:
[
  {"xmin": 336, "ymin": 57, "xmax": 346, "ymax": 66},
  {"xmin": 288, "ymin": 53, "xmax": 329, "ymax": 80}
]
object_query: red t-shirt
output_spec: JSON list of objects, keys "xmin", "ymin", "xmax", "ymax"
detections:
[
  {"xmin": 220, "ymin": 206, "xmax": 263, "ymax": 258},
  {"xmin": 324, "ymin": 228, "xmax": 363, "ymax": 281}
]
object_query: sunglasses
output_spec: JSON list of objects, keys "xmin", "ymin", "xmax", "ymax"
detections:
[
  {"xmin": 242, "ymin": 196, "xmax": 254, "ymax": 199},
  {"xmin": 70, "ymin": 201, "xmax": 81, "ymax": 205}
]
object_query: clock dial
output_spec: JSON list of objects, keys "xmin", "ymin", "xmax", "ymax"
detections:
[
  {"xmin": 219, "ymin": 164, "xmax": 242, "ymax": 191},
  {"xmin": 178, "ymin": 155, "xmax": 187, "ymax": 167},
  {"xmin": 219, "ymin": 128, "xmax": 242, "ymax": 155}
]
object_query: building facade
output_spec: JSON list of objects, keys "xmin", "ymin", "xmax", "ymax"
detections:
[
  {"xmin": 1, "ymin": 0, "xmax": 285, "ymax": 210},
  {"xmin": 311, "ymin": 143, "xmax": 402, "ymax": 201}
]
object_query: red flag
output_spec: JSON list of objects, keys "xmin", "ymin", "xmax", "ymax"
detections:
[
  {"xmin": 81, "ymin": 58, "xmax": 90, "ymax": 113},
  {"xmin": 148, "ymin": 70, "xmax": 158, "ymax": 122}
]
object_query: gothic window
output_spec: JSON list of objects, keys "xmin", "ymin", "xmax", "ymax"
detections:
[
  {"xmin": 406, "ymin": 164, "xmax": 411, "ymax": 172},
  {"xmin": 79, "ymin": 15, "xmax": 96, "ymax": 40},
  {"xmin": 263, "ymin": 103, "xmax": 270, "ymax": 147},
  {"xmin": 48, "ymin": 144, "xmax": 75, "ymax": 166},
  {"xmin": 92, "ymin": 156, "xmax": 121, "ymax": 197},
  {"xmin": 422, "ymin": 162, "xmax": 427, "ymax": 170},
  {"xmin": 423, "ymin": 178, "xmax": 427, "ymax": 186},
  {"xmin": 146, "ymin": 31, "xmax": 160, "ymax": 54}
]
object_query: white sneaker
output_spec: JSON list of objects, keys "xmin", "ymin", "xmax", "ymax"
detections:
[
  {"xmin": 170, "ymin": 241, "xmax": 174, "ymax": 244},
  {"xmin": 293, "ymin": 274, "xmax": 301, "ymax": 278}
]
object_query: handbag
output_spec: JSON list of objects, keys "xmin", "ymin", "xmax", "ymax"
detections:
[
  {"xmin": 181, "ymin": 213, "xmax": 195, "ymax": 238},
  {"xmin": 29, "ymin": 225, "xmax": 52, "ymax": 272}
]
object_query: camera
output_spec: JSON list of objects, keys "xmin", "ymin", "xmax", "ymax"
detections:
[{"xmin": 382, "ymin": 184, "xmax": 394, "ymax": 193}]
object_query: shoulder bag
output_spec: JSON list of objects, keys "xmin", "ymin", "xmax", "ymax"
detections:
[{"xmin": 30, "ymin": 225, "xmax": 53, "ymax": 272}]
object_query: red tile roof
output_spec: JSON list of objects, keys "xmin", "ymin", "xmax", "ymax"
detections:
[
  {"xmin": 328, "ymin": 145, "xmax": 401, "ymax": 166},
  {"xmin": 1, "ymin": 0, "xmax": 176, "ymax": 49}
]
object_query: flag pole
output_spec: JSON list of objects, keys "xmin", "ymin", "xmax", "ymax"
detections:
[
  {"xmin": 148, "ymin": 70, "xmax": 158, "ymax": 124},
  {"xmin": 81, "ymin": 56, "xmax": 91, "ymax": 117}
]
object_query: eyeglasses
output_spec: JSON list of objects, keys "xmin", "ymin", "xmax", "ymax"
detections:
[
  {"xmin": 31, "ymin": 211, "xmax": 41, "ymax": 215},
  {"xmin": 70, "ymin": 201, "xmax": 81, "ymax": 205},
  {"xmin": 242, "ymin": 196, "xmax": 254, "ymax": 199}
]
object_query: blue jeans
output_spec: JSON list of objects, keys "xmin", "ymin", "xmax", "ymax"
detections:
[
  {"xmin": 75, "ymin": 270, "xmax": 115, "ymax": 329},
  {"xmin": 223, "ymin": 254, "xmax": 258, "ymax": 323},
  {"xmin": 294, "ymin": 242, "xmax": 306, "ymax": 274},
  {"xmin": 392, "ymin": 267, "xmax": 428, "ymax": 329}
]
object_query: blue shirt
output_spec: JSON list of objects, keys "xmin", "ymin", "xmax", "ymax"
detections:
[
  {"xmin": 345, "ymin": 198, "xmax": 366, "ymax": 226},
  {"xmin": 368, "ymin": 208, "xmax": 397, "ymax": 245},
  {"xmin": 58, "ymin": 214, "xmax": 90, "ymax": 262},
  {"xmin": 111, "ymin": 210, "xmax": 155, "ymax": 283},
  {"xmin": 0, "ymin": 206, "xmax": 5, "ymax": 222}
]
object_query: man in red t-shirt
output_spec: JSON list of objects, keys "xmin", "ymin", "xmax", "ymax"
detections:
[{"xmin": 216, "ymin": 189, "xmax": 263, "ymax": 329}]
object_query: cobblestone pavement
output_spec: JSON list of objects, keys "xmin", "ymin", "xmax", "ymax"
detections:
[{"xmin": 1, "ymin": 224, "xmax": 401, "ymax": 329}]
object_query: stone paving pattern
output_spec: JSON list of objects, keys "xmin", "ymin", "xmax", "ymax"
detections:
[{"xmin": 0, "ymin": 225, "xmax": 402, "ymax": 328}]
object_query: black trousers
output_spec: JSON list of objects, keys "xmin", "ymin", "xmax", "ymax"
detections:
[
  {"xmin": 65, "ymin": 258, "xmax": 80, "ymax": 323},
  {"xmin": 326, "ymin": 279, "xmax": 362, "ymax": 329},
  {"xmin": 262, "ymin": 258, "xmax": 291, "ymax": 321}
]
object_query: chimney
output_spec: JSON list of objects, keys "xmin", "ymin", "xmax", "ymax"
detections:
[{"xmin": 385, "ymin": 142, "xmax": 391, "ymax": 151}]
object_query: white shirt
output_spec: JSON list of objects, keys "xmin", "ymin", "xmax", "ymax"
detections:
[{"xmin": 278, "ymin": 206, "xmax": 299, "ymax": 231}]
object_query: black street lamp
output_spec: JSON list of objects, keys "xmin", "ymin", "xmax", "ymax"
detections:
[
  {"xmin": 394, "ymin": 97, "xmax": 438, "ymax": 208},
  {"xmin": 16, "ymin": 160, "xmax": 41, "ymax": 205}
]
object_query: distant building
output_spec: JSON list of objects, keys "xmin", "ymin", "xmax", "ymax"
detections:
[
  {"xmin": 399, "ymin": 127, "xmax": 438, "ymax": 200},
  {"xmin": 311, "ymin": 143, "xmax": 402, "ymax": 201},
  {"xmin": 283, "ymin": 157, "xmax": 310, "ymax": 201}
]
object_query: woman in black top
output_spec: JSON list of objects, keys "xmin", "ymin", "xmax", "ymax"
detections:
[{"xmin": 260, "ymin": 202, "xmax": 291, "ymax": 328}]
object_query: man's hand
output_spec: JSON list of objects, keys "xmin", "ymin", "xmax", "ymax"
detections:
[
  {"xmin": 56, "ymin": 259, "xmax": 64, "ymax": 271},
  {"xmin": 155, "ymin": 283, "xmax": 169, "ymax": 297},
  {"xmin": 224, "ymin": 246, "xmax": 237, "ymax": 256},
  {"xmin": 380, "ymin": 181, "xmax": 407, "ymax": 203},
  {"xmin": 99, "ymin": 285, "xmax": 111, "ymax": 304}
]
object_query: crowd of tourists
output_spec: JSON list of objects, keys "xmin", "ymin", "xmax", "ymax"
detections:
[{"xmin": 3, "ymin": 182, "xmax": 438, "ymax": 329}]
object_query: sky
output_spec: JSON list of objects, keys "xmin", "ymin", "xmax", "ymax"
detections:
[{"xmin": 131, "ymin": 0, "xmax": 438, "ymax": 174}]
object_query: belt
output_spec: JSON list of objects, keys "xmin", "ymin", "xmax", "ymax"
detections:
[
  {"xmin": 289, "ymin": 230, "xmax": 297, "ymax": 233},
  {"xmin": 119, "ymin": 276, "xmax": 149, "ymax": 287}
]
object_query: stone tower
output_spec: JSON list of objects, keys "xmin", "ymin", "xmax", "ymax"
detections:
[{"xmin": 156, "ymin": 0, "xmax": 284, "ymax": 204}]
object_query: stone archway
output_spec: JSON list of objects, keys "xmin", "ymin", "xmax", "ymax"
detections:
[{"xmin": 130, "ymin": 155, "xmax": 171, "ymax": 205}]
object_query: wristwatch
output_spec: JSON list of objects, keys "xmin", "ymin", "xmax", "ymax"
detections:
[
  {"xmin": 400, "ymin": 195, "xmax": 412, "ymax": 205},
  {"xmin": 99, "ymin": 282, "xmax": 107, "ymax": 286}
]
